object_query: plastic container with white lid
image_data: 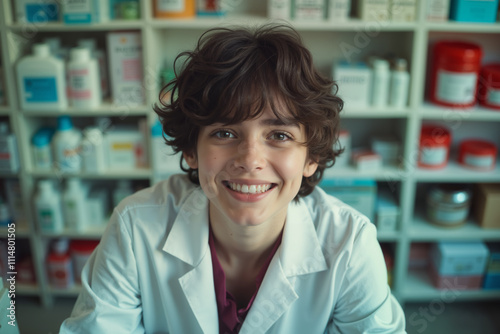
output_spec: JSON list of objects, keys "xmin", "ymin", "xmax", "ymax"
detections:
[{"xmin": 458, "ymin": 139, "xmax": 497, "ymax": 170}]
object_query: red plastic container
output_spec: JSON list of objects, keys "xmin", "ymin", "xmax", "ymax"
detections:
[
  {"xmin": 458, "ymin": 139, "xmax": 497, "ymax": 170},
  {"xmin": 70, "ymin": 240, "xmax": 99, "ymax": 283},
  {"xmin": 418, "ymin": 125, "xmax": 452, "ymax": 169},
  {"xmin": 430, "ymin": 41, "xmax": 483, "ymax": 108},
  {"xmin": 478, "ymin": 64, "xmax": 500, "ymax": 110}
]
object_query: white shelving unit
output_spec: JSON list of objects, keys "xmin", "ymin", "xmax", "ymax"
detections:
[{"xmin": 0, "ymin": 0, "xmax": 499, "ymax": 308}]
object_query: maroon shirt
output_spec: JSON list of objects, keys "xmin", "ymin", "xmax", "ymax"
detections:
[{"xmin": 209, "ymin": 227, "xmax": 282, "ymax": 334}]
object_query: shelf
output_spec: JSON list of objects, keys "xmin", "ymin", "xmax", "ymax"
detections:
[
  {"xmin": 324, "ymin": 165, "xmax": 406, "ymax": 181},
  {"xmin": 424, "ymin": 21, "xmax": 500, "ymax": 33},
  {"xmin": 409, "ymin": 213, "xmax": 500, "ymax": 241},
  {"xmin": 414, "ymin": 162, "xmax": 500, "ymax": 182},
  {"xmin": 20, "ymin": 103, "xmax": 150, "ymax": 117},
  {"xmin": 150, "ymin": 15, "xmax": 417, "ymax": 31},
  {"xmin": 403, "ymin": 269, "xmax": 500, "ymax": 302},
  {"xmin": 420, "ymin": 103, "xmax": 500, "ymax": 122},
  {"xmin": 377, "ymin": 230, "xmax": 400, "ymax": 242},
  {"xmin": 7, "ymin": 20, "xmax": 145, "ymax": 32},
  {"xmin": 341, "ymin": 107, "xmax": 409, "ymax": 118},
  {"xmin": 30, "ymin": 168, "xmax": 152, "ymax": 179},
  {"xmin": 41, "ymin": 225, "xmax": 107, "ymax": 239}
]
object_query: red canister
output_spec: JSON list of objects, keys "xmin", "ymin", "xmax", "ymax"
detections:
[
  {"xmin": 478, "ymin": 64, "xmax": 500, "ymax": 110},
  {"xmin": 430, "ymin": 41, "xmax": 483, "ymax": 108},
  {"xmin": 458, "ymin": 139, "xmax": 497, "ymax": 170},
  {"xmin": 418, "ymin": 125, "xmax": 452, "ymax": 169}
]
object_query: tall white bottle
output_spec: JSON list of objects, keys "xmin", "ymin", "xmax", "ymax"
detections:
[
  {"xmin": 68, "ymin": 47, "xmax": 102, "ymax": 109},
  {"xmin": 78, "ymin": 38, "xmax": 109, "ymax": 98},
  {"xmin": 389, "ymin": 58, "xmax": 410, "ymax": 108},
  {"xmin": 16, "ymin": 43, "xmax": 68, "ymax": 111},
  {"xmin": 52, "ymin": 116, "xmax": 82, "ymax": 173},
  {"xmin": 81, "ymin": 126, "xmax": 107, "ymax": 173},
  {"xmin": 35, "ymin": 180, "xmax": 64, "ymax": 232},
  {"xmin": 370, "ymin": 58, "xmax": 390, "ymax": 108},
  {"xmin": 62, "ymin": 178, "xmax": 88, "ymax": 232}
]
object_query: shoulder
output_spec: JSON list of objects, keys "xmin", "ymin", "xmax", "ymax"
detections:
[{"xmin": 113, "ymin": 174, "xmax": 201, "ymax": 228}]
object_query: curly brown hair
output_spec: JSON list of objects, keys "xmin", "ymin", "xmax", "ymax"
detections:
[{"xmin": 153, "ymin": 23, "xmax": 343, "ymax": 199}]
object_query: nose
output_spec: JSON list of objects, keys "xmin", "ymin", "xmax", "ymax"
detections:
[{"xmin": 232, "ymin": 138, "xmax": 266, "ymax": 173}]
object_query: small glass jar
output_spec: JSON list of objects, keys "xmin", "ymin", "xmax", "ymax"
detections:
[{"xmin": 426, "ymin": 184, "xmax": 471, "ymax": 227}]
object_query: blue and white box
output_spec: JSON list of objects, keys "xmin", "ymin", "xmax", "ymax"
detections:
[{"xmin": 450, "ymin": 0, "xmax": 500, "ymax": 23}]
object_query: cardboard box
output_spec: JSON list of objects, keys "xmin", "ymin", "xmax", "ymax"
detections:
[
  {"xmin": 390, "ymin": 0, "xmax": 417, "ymax": 22},
  {"xmin": 485, "ymin": 243, "xmax": 500, "ymax": 273},
  {"xmin": 376, "ymin": 189, "xmax": 400, "ymax": 231},
  {"xmin": 426, "ymin": 0, "xmax": 451, "ymax": 21},
  {"xmin": 105, "ymin": 126, "xmax": 143, "ymax": 170},
  {"xmin": 357, "ymin": 0, "xmax": 390, "ymax": 21},
  {"xmin": 483, "ymin": 273, "xmax": 500, "ymax": 289},
  {"xmin": 332, "ymin": 61, "xmax": 372, "ymax": 109},
  {"xmin": 107, "ymin": 31, "xmax": 145, "ymax": 106},
  {"xmin": 430, "ymin": 242, "xmax": 489, "ymax": 276},
  {"xmin": 320, "ymin": 178, "xmax": 377, "ymax": 221},
  {"xmin": 475, "ymin": 184, "xmax": 500, "ymax": 229},
  {"xmin": 429, "ymin": 263, "xmax": 482, "ymax": 290},
  {"xmin": 294, "ymin": 0, "xmax": 327, "ymax": 20},
  {"xmin": 450, "ymin": 0, "xmax": 500, "ymax": 23}
]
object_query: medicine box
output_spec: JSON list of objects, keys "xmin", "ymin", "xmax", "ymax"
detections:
[
  {"xmin": 376, "ymin": 189, "xmax": 400, "ymax": 231},
  {"xmin": 426, "ymin": 0, "xmax": 451, "ymax": 21},
  {"xmin": 371, "ymin": 135, "xmax": 400, "ymax": 166},
  {"xmin": 332, "ymin": 61, "xmax": 372, "ymax": 109},
  {"xmin": 483, "ymin": 273, "xmax": 500, "ymax": 289},
  {"xmin": 430, "ymin": 242, "xmax": 489, "ymax": 276},
  {"xmin": 320, "ymin": 178, "xmax": 377, "ymax": 221},
  {"xmin": 429, "ymin": 264, "xmax": 483, "ymax": 290},
  {"xmin": 485, "ymin": 243, "xmax": 500, "ymax": 273},
  {"xmin": 107, "ymin": 32, "xmax": 145, "ymax": 106},
  {"xmin": 105, "ymin": 126, "xmax": 143, "ymax": 170},
  {"xmin": 294, "ymin": 0, "xmax": 327, "ymax": 20},
  {"xmin": 474, "ymin": 183, "xmax": 500, "ymax": 229},
  {"xmin": 351, "ymin": 149, "xmax": 382, "ymax": 171},
  {"xmin": 390, "ymin": 0, "xmax": 417, "ymax": 22},
  {"xmin": 357, "ymin": 0, "xmax": 390, "ymax": 21},
  {"xmin": 450, "ymin": 0, "xmax": 500, "ymax": 23}
]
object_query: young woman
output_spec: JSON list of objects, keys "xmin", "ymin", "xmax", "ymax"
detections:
[{"xmin": 60, "ymin": 24, "xmax": 406, "ymax": 334}]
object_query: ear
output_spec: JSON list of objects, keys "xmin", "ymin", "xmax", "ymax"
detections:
[
  {"xmin": 303, "ymin": 158, "xmax": 318, "ymax": 178},
  {"xmin": 183, "ymin": 151, "xmax": 198, "ymax": 169}
]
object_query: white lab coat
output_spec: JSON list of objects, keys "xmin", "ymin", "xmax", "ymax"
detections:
[{"xmin": 60, "ymin": 174, "xmax": 406, "ymax": 333}]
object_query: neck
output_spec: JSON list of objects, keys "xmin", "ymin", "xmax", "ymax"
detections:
[{"xmin": 209, "ymin": 209, "xmax": 285, "ymax": 270}]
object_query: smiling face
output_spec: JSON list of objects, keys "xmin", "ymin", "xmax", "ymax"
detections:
[{"xmin": 184, "ymin": 107, "xmax": 318, "ymax": 229}]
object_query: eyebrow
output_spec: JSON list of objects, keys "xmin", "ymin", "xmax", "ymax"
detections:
[{"xmin": 259, "ymin": 117, "xmax": 300, "ymax": 128}]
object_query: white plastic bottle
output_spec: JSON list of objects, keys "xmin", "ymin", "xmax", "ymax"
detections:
[
  {"xmin": 389, "ymin": 58, "xmax": 410, "ymax": 108},
  {"xmin": 62, "ymin": 178, "xmax": 88, "ymax": 232},
  {"xmin": 78, "ymin": 38, "xmax": 109, "ymax": 98},
  {"xmin": 370, "ymin": 58, "xmax": 390, "ymax": 108},
  {"xmin": 32, "ymin": 128, "xmax": 54, "ymax": 171},
  {"xmin": 151, "ymin": 120, "xmax": 181, "ymax": 174},
  {"xmin": 52, "ymin": 116, "xmax": 82, "ymax": 173},
  {"xmin": 81, "ymin": 126, "xmax": 106, "ymax": 173},
  {"xmin": 68, "ymin": 47, "xmax": 102, "ymax": 109},
  {"xmin": 35, "ymin": 179, "xmax": 64, "ymax": 232},
  {"xmin": 113, "ymin": 180, "xmax": 133, "ymax": 207},
  {"xmin": 16, "ymin": 43, "xmax": 68, "ymax": 111}
]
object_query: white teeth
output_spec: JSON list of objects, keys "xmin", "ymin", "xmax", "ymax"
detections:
[{"xmin": 227, "ymin": 182, "xmax": 272, "ymax": 194}]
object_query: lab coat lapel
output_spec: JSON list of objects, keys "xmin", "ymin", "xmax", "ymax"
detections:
[
  {"xmin": 162, "ymin": 188, "xmax": 218, "ymax": 334},
  {"xmin": 240, "ymin": 199, "xmax": 328, "ymax": 333}
]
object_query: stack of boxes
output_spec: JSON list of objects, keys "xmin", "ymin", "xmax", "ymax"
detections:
[{"xmin": 429, "ymin": 242, "xmax": 489, "ymax": 290}]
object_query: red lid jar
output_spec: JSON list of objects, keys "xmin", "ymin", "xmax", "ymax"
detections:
[
  {"xmin": 478, "ymin": 64, "xmax": 500, "ymax": 110},
  {"xmin": 418, "ymin": 125, "xmax": 452, "ymax": 169},
  {"xmin": 430, "ymin": 41, "xmax": 483, "ymax": 108},
  {"xmin": 458, "ymin": 139, "xmax": 497, "ymax": 170}
]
